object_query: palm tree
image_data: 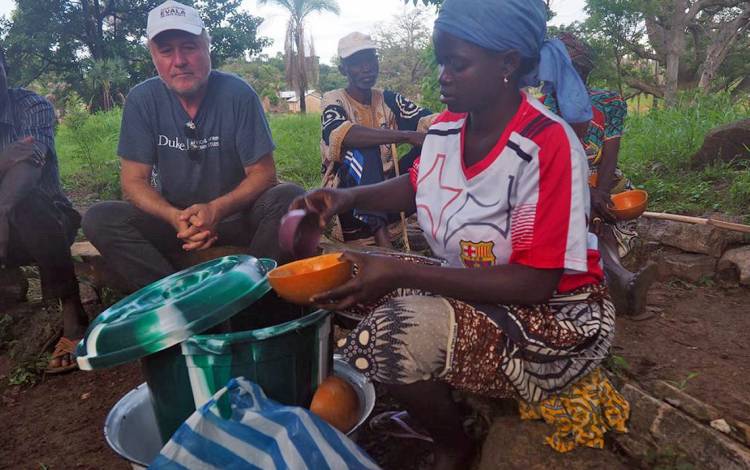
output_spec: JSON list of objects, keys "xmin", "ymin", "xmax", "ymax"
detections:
[
  {"xmin": 85, "ymin": 58, "xmax": 129, "ymax": 111},
  {"xmin": 259, "ymin": 0, "xmax": 339, "ymax": 113}
]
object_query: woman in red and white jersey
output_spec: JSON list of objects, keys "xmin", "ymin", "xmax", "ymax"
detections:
[{"xmin": 290, "ymin": 0, "xmax": 627, "ymax": 467}]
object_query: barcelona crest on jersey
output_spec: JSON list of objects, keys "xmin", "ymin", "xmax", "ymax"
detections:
[{"xmin": 460, "ymin": 240, "xmax": 496, "ymax": 268}]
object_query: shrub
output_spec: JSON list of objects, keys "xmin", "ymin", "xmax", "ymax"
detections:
[{"xmin": 56, "ymin": 107, "xmax": 122, "ymax": 200}]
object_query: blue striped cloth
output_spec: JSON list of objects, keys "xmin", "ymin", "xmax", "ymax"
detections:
[{"xmin": 150, "ymin": 377, "xmax": 380, "ymax": 470}]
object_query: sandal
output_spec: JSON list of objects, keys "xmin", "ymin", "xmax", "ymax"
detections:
[
  {"xmin": 369, "ymin": 410, "xmax": 434, "ymax": 443},
  {"xmin": 45, "ymin": 337, "xmax": 80, "ymax": 374}
]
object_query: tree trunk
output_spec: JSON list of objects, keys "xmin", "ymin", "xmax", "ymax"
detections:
[
  {"xmin": 698, "ymin": 6, "xmax": 750, "ymax": 91},
  {"xmin": 663, "ymin": 0, "xmax": 689, "ymax": 107},
  {"xmin": 295, "ymin": 26, "xmax": 307, "ymax": 114},
  {"xmin": 613, "ymin": 46, "xmax": 624, "ymax": 98}
]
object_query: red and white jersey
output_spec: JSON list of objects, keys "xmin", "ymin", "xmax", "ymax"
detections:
[{"xmin": 410, "ymin": 91, "xmax": 603, "ymax": 293}]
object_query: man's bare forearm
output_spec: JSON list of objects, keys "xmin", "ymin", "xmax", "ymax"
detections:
[
  {"xmin": 349, "ymin": 173, "xmax": 416, "ymax": 214},
  {"xmin": 210, "ymin": 154, "xmax": 278, "ymax": 220},
  {"xmin": 596, "ymin": 138, "xmax": 621, "ymax": 193},
  {"xmin": 122, "ymin": 178, "xmax": 179, "ymax": 227},
  {"xmin": 343, "ymin": 125, "xmax": 418, "ymax": 148}
]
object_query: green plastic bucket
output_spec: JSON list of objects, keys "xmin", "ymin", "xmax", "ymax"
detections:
[
  {"xmin": 76, "ymin": 255, "xmax": 278, "ymax": 444},
  {"xmin": 139, "ymin": 345, "xmax": 194, "ymax": 444},
  {"xmin": 181, "ymin": 296, "xmax": 332, "ymax": 417}
]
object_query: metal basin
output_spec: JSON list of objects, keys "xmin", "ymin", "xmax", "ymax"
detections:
[{"xmin": 104, "ymin": 357, "xmax": 376, "ymax": 469}]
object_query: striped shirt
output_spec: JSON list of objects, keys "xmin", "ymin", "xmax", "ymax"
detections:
[{"xmin": 0, "ymin": 88, "xmax": 70, "ymax": 207}]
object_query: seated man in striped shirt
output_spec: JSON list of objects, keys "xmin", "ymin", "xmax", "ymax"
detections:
[{"xmin": 0, "ymin": 47, "xmax": 87, "ymax": 373}]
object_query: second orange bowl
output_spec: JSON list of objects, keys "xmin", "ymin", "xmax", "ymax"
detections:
[
  {"xmin": 268, "ymin": 253, "xmax": 353, "ymax": 305},
  {"xmin": 610, "ymin": 189, "xmax": 648, "ymax": 221}
]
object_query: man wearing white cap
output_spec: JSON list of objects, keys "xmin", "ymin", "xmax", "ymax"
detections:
[
  {"xmin": 83, "ymin": 0, "xmax": 304, "ymax": 292},
  {"xmin": 321, "ymin": 32, "xmax": 436, "ymax": 247}
]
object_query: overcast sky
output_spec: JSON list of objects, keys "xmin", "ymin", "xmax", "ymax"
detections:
[{"xmin": 0, "ymin": 0, "xmax": 587, "ymax": 65}]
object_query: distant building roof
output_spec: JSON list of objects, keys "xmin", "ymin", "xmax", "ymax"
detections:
[{"xmin": 279, "ymin": 90, "xmax": 319, "ymax": 102}]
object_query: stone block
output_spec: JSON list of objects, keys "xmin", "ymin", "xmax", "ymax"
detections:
[
  {"xmin": 638, "ymin": 217, "xmax": 745, "ymax": 258},
  {"xmin": 652, "ymin": 380, "xmax": 722, "ymax": 423},
  {"xmin": 478, "ymin": 416, "xmax": 630, "ymax": 470},
  {"xmin": 719, "ymin": 246, "xmax": 750, "ymax": 286},
  {"xmin": 658, "ymin": 252, "xmax": 717, "ymax": 282},
  {"xmin": 620, "ymin": 384, "xmax": 750, "ymax": 469},
  {"xmin": 690, "ymin": 119, "xmax": 750, "ymax": 169}
]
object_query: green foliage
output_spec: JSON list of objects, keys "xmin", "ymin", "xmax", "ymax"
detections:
[
  {"xmin": 419, "ymin": 44, "xmax": 446, "ymax": 113},
  {"xmin": 583, "ymin": 0, "xmax": 750, "ymax": 100},
  {"xmin": 83, "ymin": 58, "xmax": 130, "ymax": 111},
  {"xmin": 258, "ymin": 0, "xmax": 340, "ymax": 112},
  {"xmin": 7, "ymin": 353, "xmax": 50, "ymax": 386},
  {"xmin": 668, "ymin": 372, "xmax": 700, "ymax": 391},
  {"xmin": 620, "ymin": 91, "xmax": 750, "ymax": 215},
  {"xmin": 0, "ymin": 0, "xmax": 270, "ymax": 109},
  {"xmin": 195, "ymin": 0, "xmax": 272, "ymax": 68},
  {"xmin": 269, "ymin": 113, "xmax": 323, "ymax": 188},
  {"xmin": 221, "ymin": 55, "xmax": 286, "ymax": 102},
  {"xmin": 605, "ymin": 353, "xmax": 631, "ymax": 377},
  {"xmin": 373, "ymin": 7, "xmax": 433, "ymax": 99},
  {"xmin": 319, "ymin": 63, "xmax": 347, "ymax": 94},
  {"xmin": 56, "ymin": 108, "xmax": 123, "ymax": 199}
]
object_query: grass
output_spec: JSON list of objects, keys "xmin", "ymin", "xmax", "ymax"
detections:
[
  {"xmin": 619, "ymin": 91, "xmax": 750, "ymax": 218},
  {"xmin": 56, "ymin": 107, "xmax": 122, "ymax": 199},
  {"xmin": 268, "ymin": 113, "xmax": 322, "ymax": 189},
  {"xmin": 55, "ymin": 110, "xmax": 323, "ymax": 197}
]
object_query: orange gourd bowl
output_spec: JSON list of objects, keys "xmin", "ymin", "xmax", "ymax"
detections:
[
  {"xmin": 610, "ymin": 190, "xmax": 648, "ymax": 221},
  {"xmin": 309, "ymin": 375, "xmax": 360, "ymax": 433},
  {"xmin": 268, "ymin": 253, "xmax": 353, "ymax": 305}
]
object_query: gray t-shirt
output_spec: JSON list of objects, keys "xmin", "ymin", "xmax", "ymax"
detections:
[{"xmin": 118, "ymin": 70, "xmax": 275, "ymax": 209}]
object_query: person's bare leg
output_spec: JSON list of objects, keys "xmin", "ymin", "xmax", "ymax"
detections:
[
  {"xmin": 374, "ymin": 225, "xmax": 393, "ymax": 249},
  {"xmin": 385, "ymin": 380, "xmax": 474, "ymax": 470},
  {"xmin": 600, "ymin": 225, "xmax": 656, "ymax": 317},
  {"xmin": 0, "ymin": 162, "xmax": 39, "ymax": 260},
  {"xmin": 49, "ymin": 296, "xmax": 88, "ymax": 368}
]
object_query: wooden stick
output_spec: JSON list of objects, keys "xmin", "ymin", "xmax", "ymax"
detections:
[
  {"xmin": 642, "ymin": 211, "xmax": 750, "ymax": 234},
  {"xmin": 391, "ymin": 144, "xmax": 411, "ymax": 252}
]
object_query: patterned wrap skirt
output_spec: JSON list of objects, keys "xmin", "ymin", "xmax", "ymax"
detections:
[{"xmin": 336, "ymin": 282, "xmax": 615, "ymax": 403}]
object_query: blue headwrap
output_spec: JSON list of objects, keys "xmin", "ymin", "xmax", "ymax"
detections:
[{"xmin": 434, "ymin": 0, "xmax": 592, "ymax": 124}]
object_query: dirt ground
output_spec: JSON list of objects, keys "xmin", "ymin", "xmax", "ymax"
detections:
[
  {"xmin": 1, "ymin": 277, "xmax": 748, "ymax": 469},
  {"xmin": 615, "ymin": 281, "xmax": 750, "ymax": 425}
]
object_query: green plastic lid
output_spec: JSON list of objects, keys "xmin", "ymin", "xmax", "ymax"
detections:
[{"xmin": 76, "ymin": 255, "xmax": 277, "ymax": 370}]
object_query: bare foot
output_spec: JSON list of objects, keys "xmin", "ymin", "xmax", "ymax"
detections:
[{"xmin": 47, "ymin": 297, "xmax": 88, "ymax": 371}]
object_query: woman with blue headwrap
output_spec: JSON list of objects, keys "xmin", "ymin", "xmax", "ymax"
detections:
[{"xmin": 289, "ymin": 0, "xmax": 627, "ymax": 466}]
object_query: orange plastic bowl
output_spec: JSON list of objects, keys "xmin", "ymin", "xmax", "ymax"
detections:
[
  {"xmin": 268, "ymin": 253, "xmax": 353, "ymax": 305},
  {"xmin": 610, "ymin": 189, "xmax": 648, "ymax": 221}
]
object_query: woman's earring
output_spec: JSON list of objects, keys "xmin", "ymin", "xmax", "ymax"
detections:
[{"xmin": 503, "ymin": 76, "xmax": 509, "ymax": 85}]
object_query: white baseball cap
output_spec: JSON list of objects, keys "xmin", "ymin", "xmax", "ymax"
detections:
[
  {"xmin": 338, "ymin": 32, "xmax": 377, "ymax": 60},
  {"xmin": 147, "ymin": 0, "xmax": 205, "ymax": 41}
]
